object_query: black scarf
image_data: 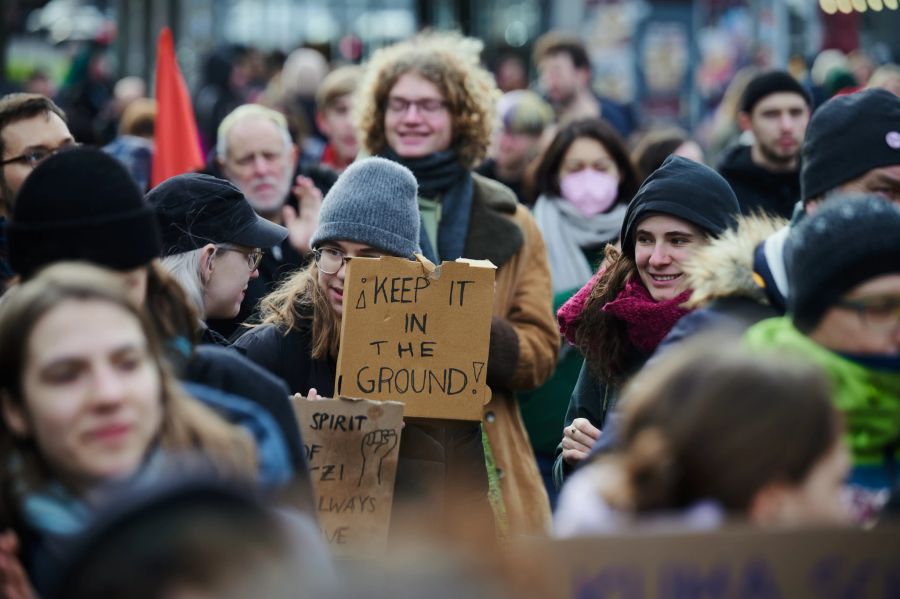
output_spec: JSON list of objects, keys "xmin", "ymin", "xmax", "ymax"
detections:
[{"xmin": 379, "ymin": 148, "xmax": 473, "ymax": 262}]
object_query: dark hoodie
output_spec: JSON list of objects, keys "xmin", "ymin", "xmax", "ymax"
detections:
[{"xmin": 717, "ymin": 144, "xmax": 801, "ymax": 220}]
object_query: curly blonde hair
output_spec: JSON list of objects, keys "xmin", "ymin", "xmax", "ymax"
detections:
[{"xmin": 354, "ymin": 31, "xmax": 500, "ymax": 170}]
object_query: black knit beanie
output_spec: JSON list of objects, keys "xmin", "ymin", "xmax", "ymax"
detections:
[
  {"xmin": 740, "ymin": 70, "xmax": 811, "ymax": 114},
  {"xmin": 620, "ymin": 155, "xmax": 740, "ymax": 260},
  {"xmin": 801, "ymin": 88, "xmax": 900, "ymax": 202},
  {"xmin": 7, "ymin": 147, "xmax": 161, "ymax": 279},
  {"xmin": 788, "ymin": 195, "xmax": 900, "ymax": 334}
]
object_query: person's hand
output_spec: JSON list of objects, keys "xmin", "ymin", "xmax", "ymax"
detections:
[
  {"xmin": 0, "ymin": 530, "xmax": 36, "ymax": 599},
  {"xmin": 283, "ymin": 175, "xmax": 323, "ymax": 254},
  {"xmin": 561, "ymin": 417, "xmax": 601, "ymax": 466}
]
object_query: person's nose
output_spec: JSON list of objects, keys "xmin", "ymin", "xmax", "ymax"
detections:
[
  {"xmin": 648, "ymin": 242, "xmax": 671, "ymax": 268},
  {"xmin": 401, "ymin": 104, "xmax": 424, "ymax": 123},
  {"xmin": 90, "ymin": 363, "xmax": 127, "ymax": 409}
]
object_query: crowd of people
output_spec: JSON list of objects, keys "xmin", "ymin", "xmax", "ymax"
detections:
[{"xmin": 0, "ymin": 27, "xmax": 898, "ymax": 597}]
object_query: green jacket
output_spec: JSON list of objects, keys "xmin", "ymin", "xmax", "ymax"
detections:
[{"xmin": 744, "ymin": 317, "xmax": 900, "ymax": 469}]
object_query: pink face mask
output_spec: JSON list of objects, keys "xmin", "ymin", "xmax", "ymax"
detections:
[{"xmin": 559, "ymin": 169, "xmax": 620, "ymax": 217}]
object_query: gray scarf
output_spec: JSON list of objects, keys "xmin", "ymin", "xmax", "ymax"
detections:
[{"xmin": 533, "ymin": 195, "xmax": 627, "ymax": 294}]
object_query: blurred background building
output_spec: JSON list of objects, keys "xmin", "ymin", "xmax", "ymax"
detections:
[{"xmin": 3, "ymin": 0, "xmax": 899, "ymax": 133}]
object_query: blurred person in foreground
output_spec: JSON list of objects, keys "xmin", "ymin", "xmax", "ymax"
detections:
[
  {"xmin": 354, "ymin": 31, "xmax": 559, "ymax": 535},
  {"xmin": 0, "ymin": 265, "xmax": 260, "ymax": 594},
  {"xmin": 745, "ymin": 195, "xmax": 900, "ymax": 504},
  {"xmin": 555, "ymin": 341, "xmax": 850, "ymax": 535},
  {"xmin": 477, "ymin": 90, "xmax": 553, "ymax": 206}
]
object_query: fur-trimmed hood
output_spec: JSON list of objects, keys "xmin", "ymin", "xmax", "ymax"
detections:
[{"xmin": 684, "ymin": 213, "xmax": 788, "ymax": 308}]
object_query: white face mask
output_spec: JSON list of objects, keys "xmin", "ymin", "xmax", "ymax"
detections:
[{"xmin": 560, "ymin": 169, "xmax": 619, "ymax": 217}]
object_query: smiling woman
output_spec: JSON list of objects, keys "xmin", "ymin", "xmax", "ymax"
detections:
[{"xmin": 552, "ymin": 156, "xmax": 741, "ymax": 489}]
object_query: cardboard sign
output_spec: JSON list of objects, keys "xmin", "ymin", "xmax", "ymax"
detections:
[
  {"xmin": 335, "ymin": 256, "xmax": 495, "ymax": 421},
  {"xmin": 292, "ymin": 395, "xmax": 404, "ymax": 557},
  {"xmin": 503, "ymin": 526, "xmax": 900, "ymax": 598}
]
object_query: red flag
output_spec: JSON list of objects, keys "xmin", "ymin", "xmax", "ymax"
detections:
[{"xmin": 151, "ymin": 27, "xmax": 204, "ymax": 187}]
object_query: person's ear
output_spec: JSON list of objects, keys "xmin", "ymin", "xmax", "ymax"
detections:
[
  {"xmin": 748, "ymin": 481, "xmax": 791, "ymax": 527},
  {"xmin": 737, "ymin": 111, "xmax": 752, "ymax": 132},
  {"xmin": 1, "ymin": 391, "xmax": 30, "ymax": 438},
  {"xmin": 199, "ymin": 244, "xmax": 217, "ymax": 284},
  {"xmin": 290, "ymin": 143, "xmax": 299, "ymax": 169}
]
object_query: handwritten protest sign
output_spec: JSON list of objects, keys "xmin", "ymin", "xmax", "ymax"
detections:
[
  {"xmin": 503, "ymin": 526, "xmax": 900, "ymax": 598},
  {"xmin": 335, "ymin": 256, "xmax": 495, "ymax": 421},
  {"xmin": 292, "ymin": 396, "xmax": 404, "ymax": 557}
]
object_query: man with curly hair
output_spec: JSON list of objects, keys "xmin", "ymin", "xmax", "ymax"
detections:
[{"xmin": 354, "ymin": 32, "xmax": 559, "ymax": 535}]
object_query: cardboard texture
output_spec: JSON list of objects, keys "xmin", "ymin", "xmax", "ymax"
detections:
[
  {"xmin": 292, "ymin": 395, "xmax": 404, "ymax": 558},
  {"xmin": 503, "ymin": 526, "xmax": 900, "ymax": 598},
  {"xmin": 335, "ymin": 256, "xmax": 496, "ymax": 421}
]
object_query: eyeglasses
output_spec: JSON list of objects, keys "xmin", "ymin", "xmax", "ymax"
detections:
[
  {"xmin": 386, "ymin": 97, "xmax": 448, "ymax": 115},
  {"xmin": 1, "ymin": 143, "xmax": 77, "ymax": 168},
  {"xmin": 216, "ymin": 245, "xmax": 263, "ymax": 270},
  {"xmin": 313, "ymin": 247, "xmax": 351, "ymax": 275},
  {"xmin": 834, "ymin": 296, "xmax": 900, "ymax": 330}
]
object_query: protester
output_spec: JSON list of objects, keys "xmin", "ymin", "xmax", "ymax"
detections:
[
  {"xmin": 630, "ymin": 127, "xmax": 705, "ymax": 182},
  {"xmin": 554, "ymin": 341, "xmax": 850, "ymax": 535},
  {"xmin": 147, "ymin": 173, "xmax": 289, "ymax": 344},
  {"xmin": 212, "ymin": 103, "xmax": 330, "ymax": 337},
  {"xmin": 0, "ymin": 264, "xmax": 257, "ymax": 594},
  {"xmin": 102, "ymin": 97, "xmax": 156, "ymax": 192},
  {"xmin": 304, "ymin": 65, "xmax": 362, "ymax": 172},
  {"xmin": 6, "ymin": 148, "xmax": 309, "ymax": 485},
  {"xmin": 532, "ymin": 32, "xmax": 633, "ymax": 137},
  {"xmin": 353, "ymin": 31, "xmax": 560, "ymax": 534},
  {"xmin": 745, "ymin": 195, "xmax": 900, "ymax": 495},
  {"xmin": 234, "ymin": 157, "xmax": 495, "ymax": 536},
  {"xmin": 717, "ymin": 70, "xmax": 811, "ymax": 219},
  {"xmin": 554, "ymin": 156, "xmax": 740, "ymax": 489},
  {"xmin": 0, "ymin": 93, "xmax": 75, "ymax": 293},
  {"xmin": 518, "ymin": 118, "xmax": 639, "ymax": 502},
  {"xmin": 477, "ymin": 90, "xmax": 553, "ymax": 205}
]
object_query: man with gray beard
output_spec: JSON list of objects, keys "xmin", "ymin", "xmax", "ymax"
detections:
[{"xmin": 213, "ymin": 103, "xmax": 326, "ymax": 336}]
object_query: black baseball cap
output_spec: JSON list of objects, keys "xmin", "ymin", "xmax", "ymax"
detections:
[{"xmin": 146, "ymin": 173, "xmax": 288, "ymax": 255}]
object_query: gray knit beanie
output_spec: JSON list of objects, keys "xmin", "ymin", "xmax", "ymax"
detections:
[{"xmin": 311, "ymin": 157, "xmax": 421, "ymax": 258}]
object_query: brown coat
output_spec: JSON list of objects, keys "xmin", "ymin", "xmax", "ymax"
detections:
[{"xmin": 466, "ymin": 174, "xmax": 559, "ymax": 535}]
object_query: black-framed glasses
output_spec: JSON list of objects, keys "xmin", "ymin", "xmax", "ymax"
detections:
[
  {"xmin": 1, "ymin": 143, "xmax": 78, "ymax": 168},
  {"xmin": 313, "ymin": 247, "xmax": 351, "ymax": 275},
  {"xmin": 216, "ymin": 245, "xmax": 263, "ymax": 270},
  {"xmin": 834, "ymin": 296, "xmax": 900, "ymax": 330}
]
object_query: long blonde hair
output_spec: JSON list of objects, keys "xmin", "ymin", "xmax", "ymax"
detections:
[
  {"xmin": 254, "ymin": 262, "xmax": 341, "ymax": 359},
  {"xmin": 0, "ymin": 263, "xmax": 256, "ymax": 514}
]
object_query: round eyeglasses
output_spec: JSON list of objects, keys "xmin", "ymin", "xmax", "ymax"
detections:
[{"xmin": 216, "ymin": 245, "xmax": 263, "ymax": 270}]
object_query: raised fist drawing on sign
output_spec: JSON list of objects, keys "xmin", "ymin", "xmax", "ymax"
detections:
[{"xmin": 358, "ymin": 429, "xmax": 398, "ymax": 487}]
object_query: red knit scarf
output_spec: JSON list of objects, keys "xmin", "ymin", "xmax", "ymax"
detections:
[{"xmin": 602, "ymin": 278, "xmax": 692, "ymax": 354}]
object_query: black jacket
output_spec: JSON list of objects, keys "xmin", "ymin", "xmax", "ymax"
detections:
[{"xmin": 717, "ymin": 144, "xmax": 801, "ymax": 220}]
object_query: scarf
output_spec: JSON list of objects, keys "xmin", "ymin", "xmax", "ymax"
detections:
[
  {"xmin": 602, "ymin": 278, "xmax": 692, "ymax": 354},
  {"xmin": 744, "ymin": 317, "xmax": 900, "ymax": 466},
  {"xmin": 379, "ymin": 148, "xmax": 473, "ymax": 261},
  {"xmin": 21, "ymin": 449, "xmax": 173, "ymax": 537},
  {"xmin": 533, "ymin": 195, "xmax": 625, "ymax": 294}
]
